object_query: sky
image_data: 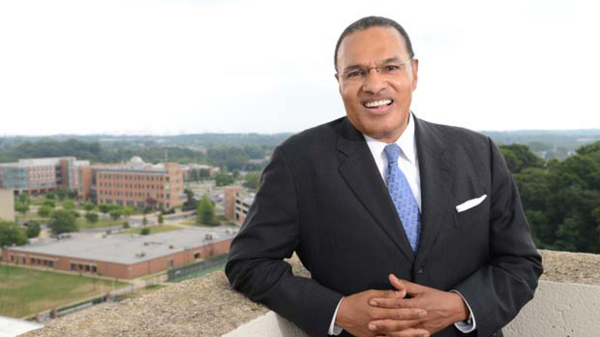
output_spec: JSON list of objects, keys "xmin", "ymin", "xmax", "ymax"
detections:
[{"xmin": 1, "ymin": 0, "xmax": 599, "ymax": 136}]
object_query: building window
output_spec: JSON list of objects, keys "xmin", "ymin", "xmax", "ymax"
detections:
[{"xmin": 194, "ymin": 252, "xmax": 201, "ymax": 260}]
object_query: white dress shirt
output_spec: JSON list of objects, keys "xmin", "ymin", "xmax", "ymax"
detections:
[{"xmin": 328, "ymin": 114, "xmax": 475, "ymax": 335}]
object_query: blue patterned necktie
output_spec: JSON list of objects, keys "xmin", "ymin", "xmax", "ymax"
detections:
[{"xmin": 384, "ymin": 144, "xmax": 421, "ymax": 252}]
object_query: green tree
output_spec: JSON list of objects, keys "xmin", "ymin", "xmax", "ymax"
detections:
[
  {"xmin": 85, "ymin": 212, "xmax": 99, "ymax": 223},
  {"xmin": 83, "ymin": 202, "xmax": 95, "ymax": 211},
  {"xmin": 48, "ymin": 209, "xmax": 78, "ymax": 235},
  {"xmin": 62, "ymin": 199, "xmax": 76, "ymax": 210},
  {"xmin": 199, "ymin": 168, "xmax": 210, "ymax": 180},
  {"xmin": 26, "ymin": 222, "xmax": 41, "ymax": 238},
  {"xmin": 43, "ymin": 199, "xmax": 55, "ymax": 208},
  {"xmin": 14, "ymin": 202, "xmax": 29, "ymax": 214},
  {"xmin": 0, "ymin": 221, "xmax": 28, "ymax": 247},
  {"xmin": 158, "ymin": 213, "xmax": 164, "ymax": 224},
  {"xmin": 123, "ymin": 207, "xmax": 135, "ymax": 217},
  {"xmin": 188, "ymin": 169, "xmax": 200, "ymax": 182},
  {"xmin": 142, "ymin": 216, "xmax": 148, "ymax": 226},
  {"xmin": 183, "ymin": 188, "xmax": 197, "ymax": 210},
  {"xmin": 197, "ymin": 194, "xmax": 216, "ymax": 226},
  {"xmin": 243, "ymin": 172, "xmax": 261, "ymax": 191},
  {"xmin": 38, "ymin": 205, "xmax": 53, "ymax": 218},
  {"xmin": 215, "ymin": 172, "xmax": 234, "ymax": 187},
  {"xmin": 140, "ymin": 227, "xmax": 150, "ymax": 235},
  {"xmin": 45, "ymin": 190, "xmax": 56, "ymax": 200},
  {"xmin": 99, "ymin": 204, "xmax": 111, "ymax": 214},
  {"xmin": 109, "ymin": 209, "xmax": 123, "ymax": 221},
  {"xmin": 56, "ymin": 186, "xmax": 68, "ymax": 200},
  {"xmin": 500, "ymin": 144, "xmax": 544, "ymax": 174},
  {"xmin": 18, "ymin": 193, "xmax": 30, "ymax": 204},
  {"xmin": 123, "ymin": 222, "xmax": 130, "ymax": 229}
]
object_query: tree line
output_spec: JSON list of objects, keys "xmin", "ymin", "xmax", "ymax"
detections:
[
  {"xmin": 0, "ymin": 139, "xmax": 273, "ymax": 171},
  {"xmin": 501, "ymin": 141, "xmax": 600, "ymax": 253}
]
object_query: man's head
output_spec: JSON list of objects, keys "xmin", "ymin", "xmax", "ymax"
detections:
[{"xmin": 335, "ymin": 16, "xmax": 418, "ymax": 143}]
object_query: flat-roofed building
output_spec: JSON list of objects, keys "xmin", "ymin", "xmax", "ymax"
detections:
[
  {"xmin": 1, "ymin": 227, "xmax": 236, "ymax": 279},
  {"xmin": 223, "ymin": 186, "xmax": 254, "ymax": 226},
  {"xmin": 0, "ymin": 157, "xmax": 89, "ymax": 195},
  {"xmin": 0, "ymin": 189, "xmax": 15, "ymax": 222},
  {"xmin": 80, "ymin": 157, "xmax": 185, "ymax": 209}
]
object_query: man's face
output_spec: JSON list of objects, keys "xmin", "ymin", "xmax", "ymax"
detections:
[{"xmin": 336, "ymin": 26, "xmax": 418, "ymax": 143}]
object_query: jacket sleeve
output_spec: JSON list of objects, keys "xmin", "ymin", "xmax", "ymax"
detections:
[
  {"xmin": 453, "ymin": 138, "xmax": 543, "ymax": 337},
  {"xmin": 225, "ymin": 146, "xmax": 344, "ymax": 337}
]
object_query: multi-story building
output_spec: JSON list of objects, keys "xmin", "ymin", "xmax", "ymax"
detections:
[
  {"xmin": 79, "ymin": 157, "xmax": 185, "ymax": 210},
  {"xmin": 223, "ymin": 186, "xmax": 254, "ymax": 226},
  {"xmin": 0, "ymin": 157, "xmax": 89, "ymax": 195},
  {"xmin": 0, "ymin": 189, "xmax": 16, "ymax": 222}
]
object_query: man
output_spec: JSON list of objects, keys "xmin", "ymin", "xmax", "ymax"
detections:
[{"xmin": 226, "ymin": 16, "xmax": 542, "ymax": 337}]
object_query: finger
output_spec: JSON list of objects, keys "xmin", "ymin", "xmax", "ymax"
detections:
[
  {"xmin": 371, "ymin": 289, "xmax": 406, "ymax": 300},
  {"xmin": 374, "ymin": 327, "xmax": 431, "ymax": 337},
  {"xmin": 369, "ymin": 297, "xmax": 421, "ymax": 310},
  {"xmin": 389, "ymin": 274, "xmax": 423, "ymax": 296},
  {"xmin": 368, "ymin": 306, "xmax": 426, "ymax": 320},
  {"xmin": 369, "ymin": 318, "xmax": 423, "ymax": 332},
  {"xmin": 369, "ymin": 297, "xmax": 425, "ymax": 310}
]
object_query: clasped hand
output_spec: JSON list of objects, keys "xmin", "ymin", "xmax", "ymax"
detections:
[{"xmin": 335, "ymin": 274, "xmax": 469, "ymax": 337}]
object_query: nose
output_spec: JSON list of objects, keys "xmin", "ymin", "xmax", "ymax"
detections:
[{"xmin": 362, "ymin": 68, "xmax": 387, "ymax": 94}]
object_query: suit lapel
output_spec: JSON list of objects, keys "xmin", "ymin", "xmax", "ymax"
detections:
[
  {"xmin": 413, "ymin": 117, "xmax": 455, "ymax": 264},
  {"xmin": 335, "ymin": 118, "xmax": 415, "ymax": 262}
]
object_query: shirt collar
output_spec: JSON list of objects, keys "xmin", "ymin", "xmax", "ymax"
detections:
[{"xmin": 363, "ymin": 113, "xmax": 417, "ymax": 164}]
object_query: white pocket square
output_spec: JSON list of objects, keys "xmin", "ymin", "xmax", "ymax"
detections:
[{"xmin": 456, "ymin": 194, "xmax": 487, "ymax": 213}]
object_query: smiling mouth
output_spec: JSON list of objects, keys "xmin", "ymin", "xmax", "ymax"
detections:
[{"xmin": 363, "ymin": 99, "xmax": 394, "ymax": 108}]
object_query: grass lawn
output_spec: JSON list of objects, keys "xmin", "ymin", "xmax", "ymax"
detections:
[
  {"xmin": 0, "ymin": 265, "xmax": 128, "ymax": 318},
  {"xmin": 119, "ymin": 225, "xmax": 182, "ymax": 235},
  {"xmin": 16, "ymin": 214, "xmax": 49, "ymax": 223},
  {"xmin": 76, "ymin": 217, "xmax": 125, "ymax": 229}
]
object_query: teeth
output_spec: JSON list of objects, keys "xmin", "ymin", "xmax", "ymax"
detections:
[{"xmin": 364, "ymin": 99, "xmax": 392, "ymax": 108}]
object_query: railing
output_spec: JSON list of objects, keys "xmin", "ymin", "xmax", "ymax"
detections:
[{"xmin": 20, "ymin": 250, "xmax": 600, "ymax": 337}]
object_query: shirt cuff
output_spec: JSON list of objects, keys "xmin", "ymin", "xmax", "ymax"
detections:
[
  {"xmin": 450, "ymin": 290, "xmax": 476, "ymax": 333},
  {"xmin": 328, "ymin": 297, "xmax": 344, "ymax": 335}
]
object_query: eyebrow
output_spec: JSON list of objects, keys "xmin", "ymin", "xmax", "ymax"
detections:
[{"xmin": 341, "ymin": 56, "xmax": 405, "ymax": 72}]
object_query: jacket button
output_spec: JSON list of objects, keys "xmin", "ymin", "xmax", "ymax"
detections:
[{"xmin": 415, "ymin": 267, "xmax": 424, "ymax": 275}]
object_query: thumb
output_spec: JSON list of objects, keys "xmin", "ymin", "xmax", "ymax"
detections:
[{"xmin": 389, "ymin": 274, "xmax": 422, "ymax": 296}]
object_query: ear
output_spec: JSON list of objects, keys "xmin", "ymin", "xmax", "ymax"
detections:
[
  {"xmin": 411, "ymin": 58, "xmax": 419, "ymax": 91},
  {"xmin": 335, "ymin": 73, "xmax": 342, "ymax": 94}
]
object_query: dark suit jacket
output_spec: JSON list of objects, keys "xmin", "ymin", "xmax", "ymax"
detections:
[{"xmin": 226, "ymin": 115, "xmax": 543, "ymax": 337}]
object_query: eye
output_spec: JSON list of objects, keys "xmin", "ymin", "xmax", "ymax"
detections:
[
  {"xmin": 384, "ymin": 65, "xmax": 401, "ymax": 73},
  {"xmin": 345, "ymin": 69, "xmax": 365, "ymax": 78}
]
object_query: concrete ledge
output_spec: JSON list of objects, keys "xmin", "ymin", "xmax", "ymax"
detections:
[{"xmin": 21, "ymin": 250, "xmax": 600, "ymax": 337}]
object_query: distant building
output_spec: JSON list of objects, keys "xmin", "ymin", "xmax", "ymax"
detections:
[
  {"xmin": 223, "ymin": 186, "xmax": 254, "ymax": 226},
  {"xmin": 78, "ymin": 157, "xmax": 185, "ymax": 209},
  {"xmin": 0, "ymin": 157, "xmax": 89, "ymax": 195},
  {"xmin": 1, "ymin": 227, "xmax": 235, "ymax": 279},
  {"xmin": 0, "ymin": 189, "xmax": 15, "ymax": 222},
  {"xmin": 181, "ymin": 164, "xmax": 220, "ymax": 181}
]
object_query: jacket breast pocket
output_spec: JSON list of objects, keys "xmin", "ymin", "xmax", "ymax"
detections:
[{"xmin": 453, "ymin": 195, "xmax": 489, "ymax": 228}]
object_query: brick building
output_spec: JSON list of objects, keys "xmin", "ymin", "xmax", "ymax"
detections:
[
  {"xmin": 79, "ymin": 157, "xmax": 185, "ymax": 209},
  {"xmin": 223, "ymin": 186, "xmax": 254, "ymax": 226},
  {"xmin": 0, "ymin": 157, "xmax": 89, "ymax": 195},
  {"xmin": 1, "ymin": 227, "xmax": 235, "ymax": 279}
]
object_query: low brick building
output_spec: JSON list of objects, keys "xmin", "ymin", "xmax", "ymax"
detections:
[{"xmin": 1, "ymin": 227, "xmax": 235, "ymax": 279}]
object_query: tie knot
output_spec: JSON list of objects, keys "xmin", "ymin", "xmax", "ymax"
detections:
[{"xmin": 384, "ymin": 144, "xmax": 401, "ymax": 163}]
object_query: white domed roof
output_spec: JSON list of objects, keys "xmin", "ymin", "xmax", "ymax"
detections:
[{"xmin": 130, "ymin": 156, "xmax": 145, "ymax": 164}]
